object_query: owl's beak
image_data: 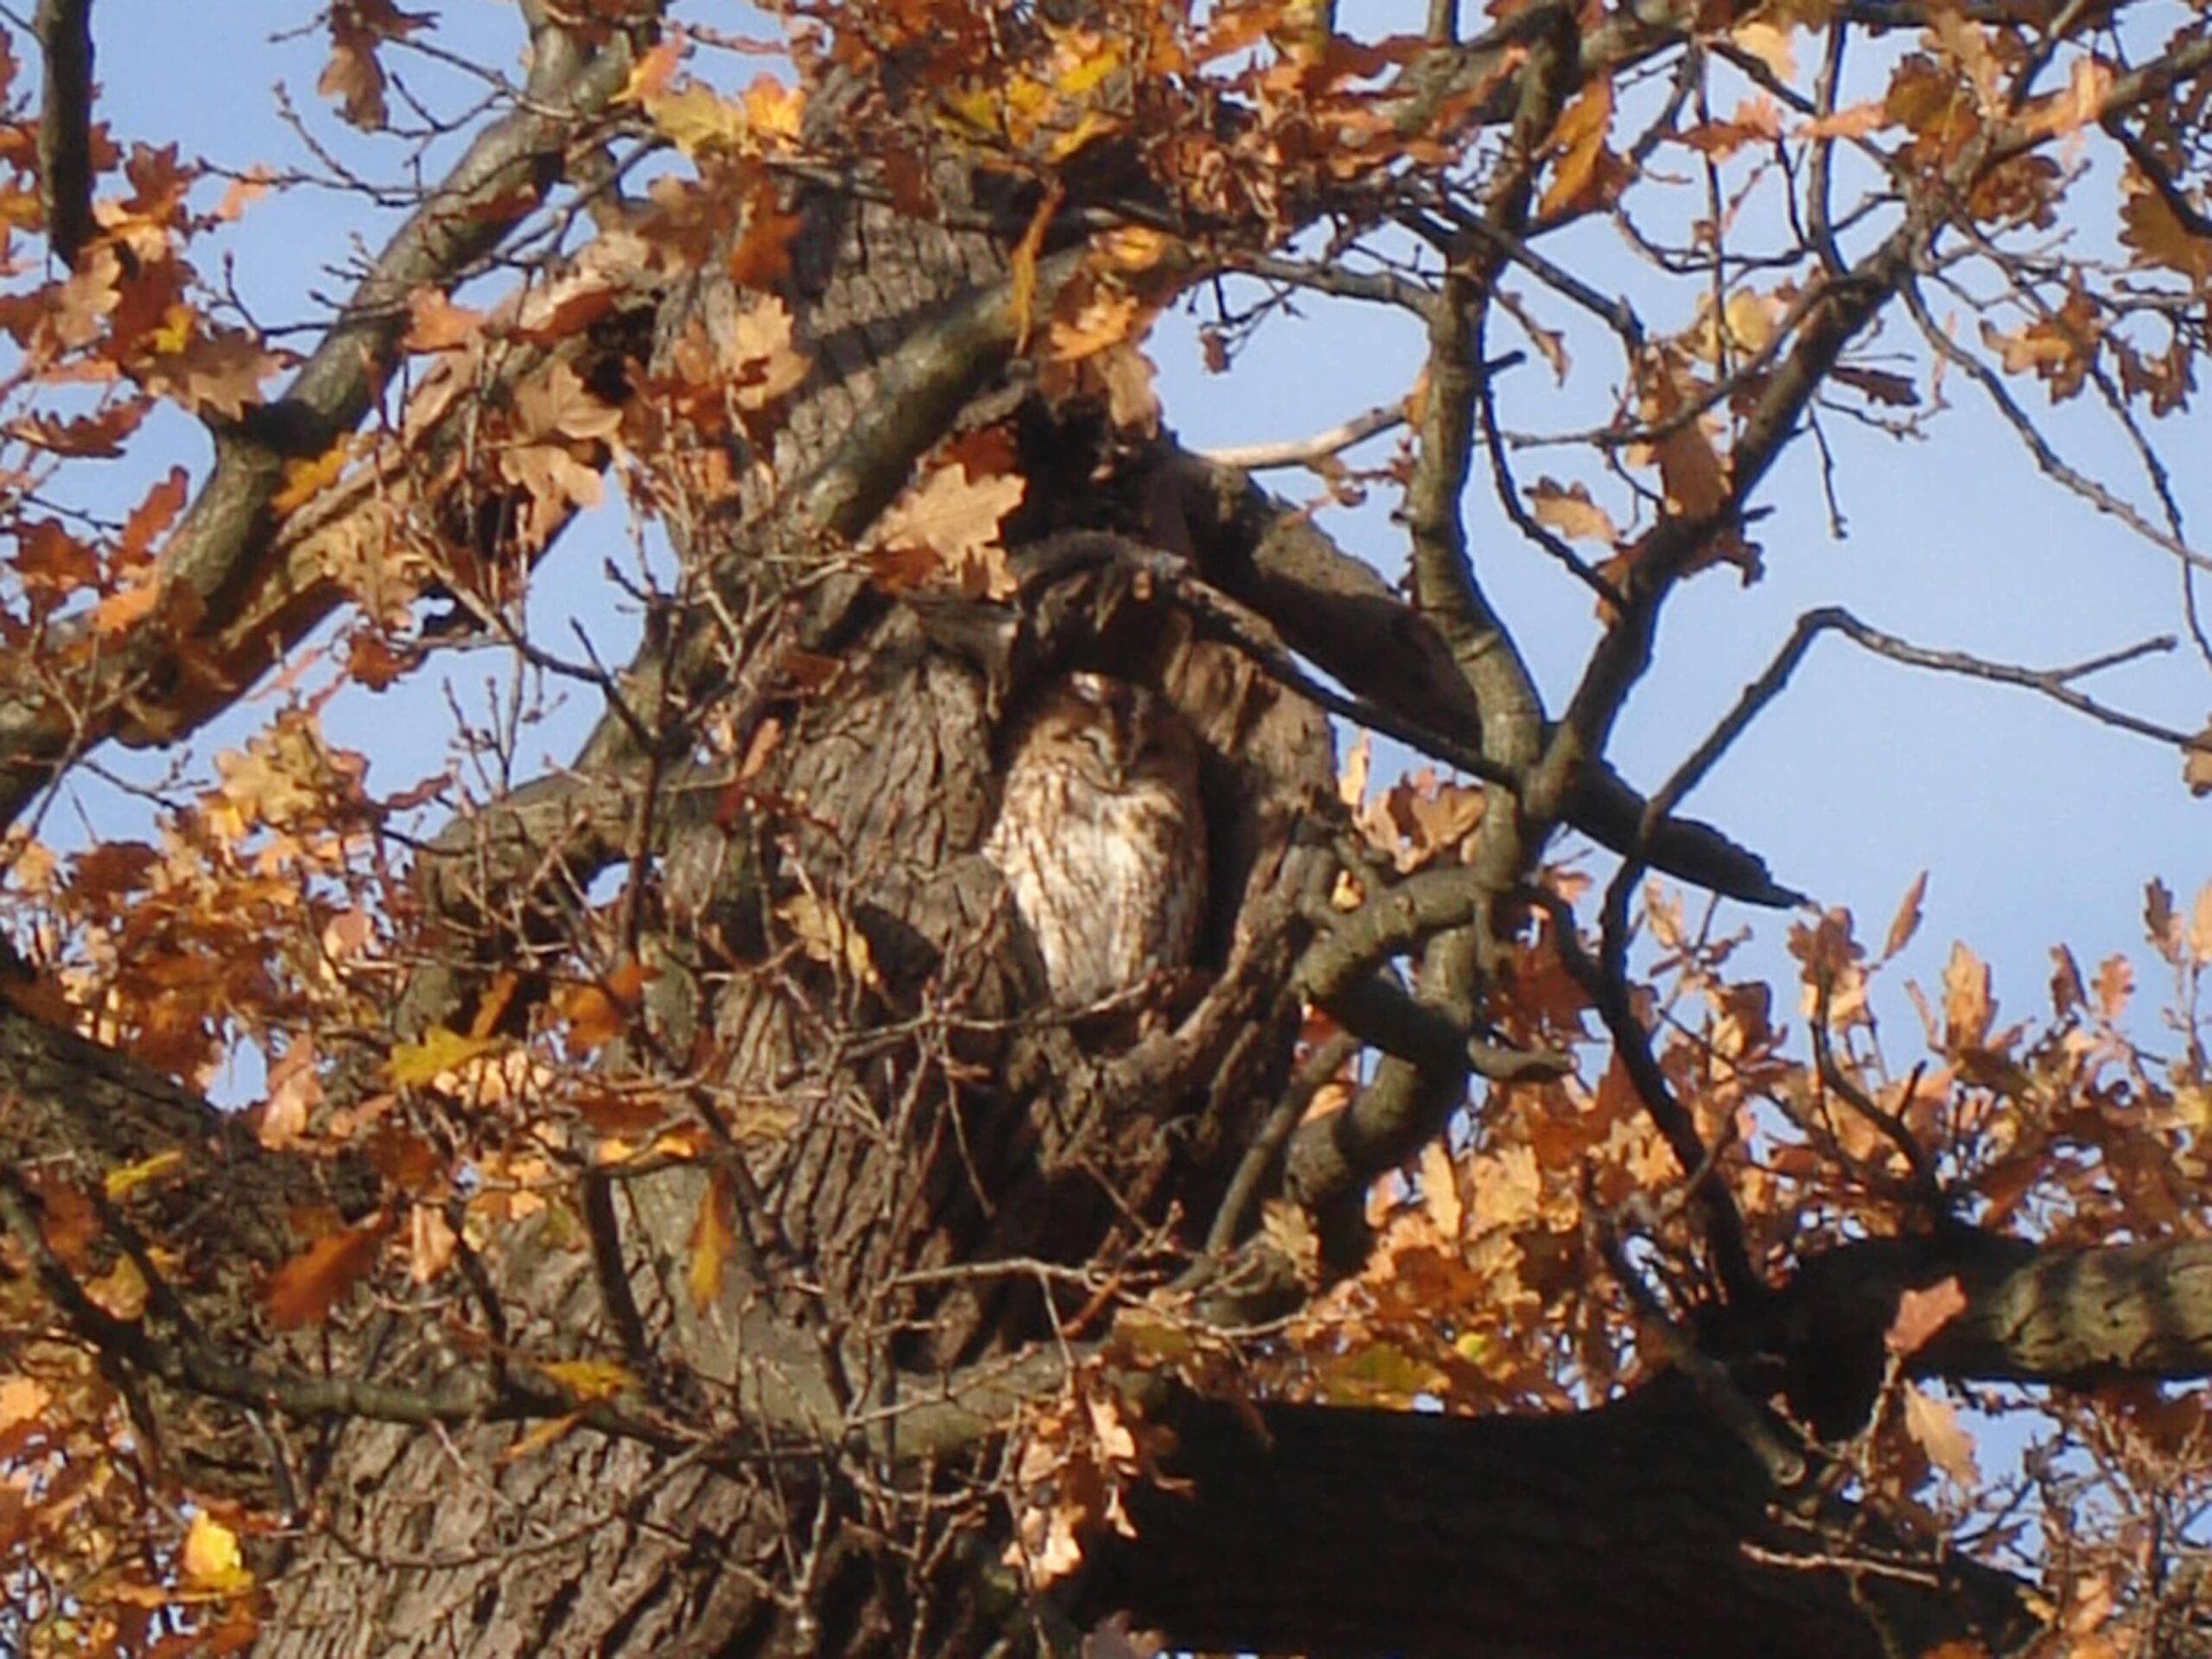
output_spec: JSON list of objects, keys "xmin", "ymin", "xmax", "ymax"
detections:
[{"xmin": 1082, "ymin": 728, "xmax": 1124, "ymax": 787}]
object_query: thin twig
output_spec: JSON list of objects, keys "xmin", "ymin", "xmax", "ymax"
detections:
[{"xmin": 1198, "ymin": 401, "xmax": 1409, "ymax": 471}]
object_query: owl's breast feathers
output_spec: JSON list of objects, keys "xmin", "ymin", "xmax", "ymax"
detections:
[{"xmin": 980, "ymin": 674, "xmax": 1206, "ymax": 1007}]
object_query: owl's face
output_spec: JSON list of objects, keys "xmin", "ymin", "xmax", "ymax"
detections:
[{"xmin": 1021, "ymin": 671, "xmax": 1198, "ymax": 798}]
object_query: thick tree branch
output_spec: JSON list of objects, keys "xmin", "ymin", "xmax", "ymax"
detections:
[{"xmin": 32, "ymin": 0, "xmax": 94, "ymax": 270}]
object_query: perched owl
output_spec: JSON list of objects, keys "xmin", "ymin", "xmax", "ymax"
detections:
[{"xmin": 980, "ymin": 672, "xmax": 1207, "ymax": 1007}]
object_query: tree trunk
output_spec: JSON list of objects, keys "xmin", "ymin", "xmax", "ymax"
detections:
[{"xmin": 254, "ymin": 57, "xmax": 1334, "ymax": 1658}]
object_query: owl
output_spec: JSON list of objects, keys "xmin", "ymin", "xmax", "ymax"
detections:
[{"xmin": 980, "ymin": 672, "xmax": 1208, "ymax": 1008}]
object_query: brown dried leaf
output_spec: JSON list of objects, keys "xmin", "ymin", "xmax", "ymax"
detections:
[
  {"xmin": 1880, "ymin": 870, "xmax": 1927, "ymax": 963},
  {"xmin": 2190, "ymin": 882, "xmax": 2212, "ymax": 967},
  {"xmin": 2093, "ymin": 951, "xmax": 2133, "ymax": 1021},
  {"xmin": 1903, "ymin": 1384, "xmax": 1980, "ymax": 1490},
  {"xmin": 1539, "ymin": 79, "xmax": 1625, "ymax": 219},
  {"xmin": 2048, "ymin": 944, "xmax": 2085, "ymax": 1016},
  {"xmin": 866, "ymin": 462, "xmax": 1026, "ymax": 601},
  {"xmin": 2184, "ymin": 721, "xmax": 2212, "ymax": 798},
  {"xmin": 1527, "ymin": 477, "xmax": 1619, "ymax": 545},
  {"xmin": 265, "ymin": 1218, "xmax": 386, "ymax": 1329},
  {"xmin": 558, "ymin": 959, "xmax": 650, "ymax": 1058},
  {"xmin": 1940, "ymin": 941, "xmax": 1992, "ymax": 1052},
  {"xmin": 1885, "ymin": 1274, "xmax": 1967, "ymax": 1357},
  {"xmin": 2146, "ymin": 878, "xmax": 2183, "ymax": 963}
]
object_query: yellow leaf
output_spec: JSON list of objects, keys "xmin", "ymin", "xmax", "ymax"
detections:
[
  {"xmin": 181, "ymin": 1512, "xmax": 254, "ymax": 1595},
  {"xmin": 558, "ymin": 959, "xmax": 650, "ymax": 1057},
  {"xmin": 1047, "ymin": 289, "xmax": 1141, "ymax": 362},
  {"xmin": 1045, "ymin": 106, "xmax": 1123, "ymax": 163},
  {"xmin": 539, "ymin": 1357, "xmax": 634, "ymax": 1402},
  {"xmin": 271, "ymin": 442, "xmax": 349, "ymax": 514},
  {"xmin": 85, "ymin": 1254, "xmax": 149, "ymax": 1321},
  {"xmin": 1720, "ymin": 288, "xmax": 1780, "ymax": 355},
  {"xmin": 688, "ymin": 1173, "xmax": 735, "ymax": 1313},
  {"xmin": 776, "ymin": 890, "xmax": 883, "ymax": 989},
  {"xmin": 1539, "ymin": 80, "xmax": 1621, "ymax": 220},
  {"xmin": 104, "ymin": 1149, "xmax": 185, "ymax": 1202},
  {"xmin": 741, "ymin": 75, "xmax": 804, "ymax": 148},
  {"xmin": 644, "ymin": 82, "xmax": 747, "ymax": 156},
  {"xmin": 1327, "ymin": 1341, "xmax": 1446, "ymax": 1405},
  {"xmin": 388, "ymin": 1025, "xmax": 502, "ymax": 1086},
  {"xmin": 1009, "ymin": 186, "xmax": 1058, "ymax": 352},
  {"xmin": 1096, "ymin": 225, "xmax": 1170, "ymax": 272},
  {"xmin": 499, "ymin": 1409, "xmax": 584, "ymax": 1465}
]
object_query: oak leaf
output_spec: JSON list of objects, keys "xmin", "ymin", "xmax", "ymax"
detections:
[
  {"xmin": 265, "ymin": 1219, "xmax": 387, "ymax": 1329},
  {"xmin": 865, "ymin": 461, "xmax": 1025, "ymax": 601},
  {"xmin": 1527, "ymin": 477, "xmax": 1619, "ymax": 545}
]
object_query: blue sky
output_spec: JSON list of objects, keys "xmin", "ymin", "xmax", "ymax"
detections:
[{"xmin": 35, "ymin": 0, "xmax": 2212, "ymax": 1066}]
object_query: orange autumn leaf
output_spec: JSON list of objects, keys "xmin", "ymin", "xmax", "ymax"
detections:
[
  {"xmin": 1539, "ymin": 80, "xmax": 1626, "ymax": 219},
  {"xmin": 689, "ymin": 1171, "xmax": 738, "ymax": 1313},
  {"xmin": 265, "ymin": 1217, "xmax": 388, "ymax": 1329},
  {"xmin": 558, "ymin": 959, "xmax": 651, "ymax": 1057}
]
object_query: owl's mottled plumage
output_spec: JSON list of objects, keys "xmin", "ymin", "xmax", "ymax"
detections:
[{"xmin": 981, "ymin": 673, "xmax": 1207, "ymax": 1007}]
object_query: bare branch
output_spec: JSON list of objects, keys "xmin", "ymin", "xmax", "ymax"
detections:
[{"xmin": 1197, "ymin": 400, "xmax": 1409, "ymax": 471}]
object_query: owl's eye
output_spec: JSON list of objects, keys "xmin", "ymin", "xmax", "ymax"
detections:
[{"xmin": 1080, "ymin": 727, "xmax": 1124, "ymax": 779}]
